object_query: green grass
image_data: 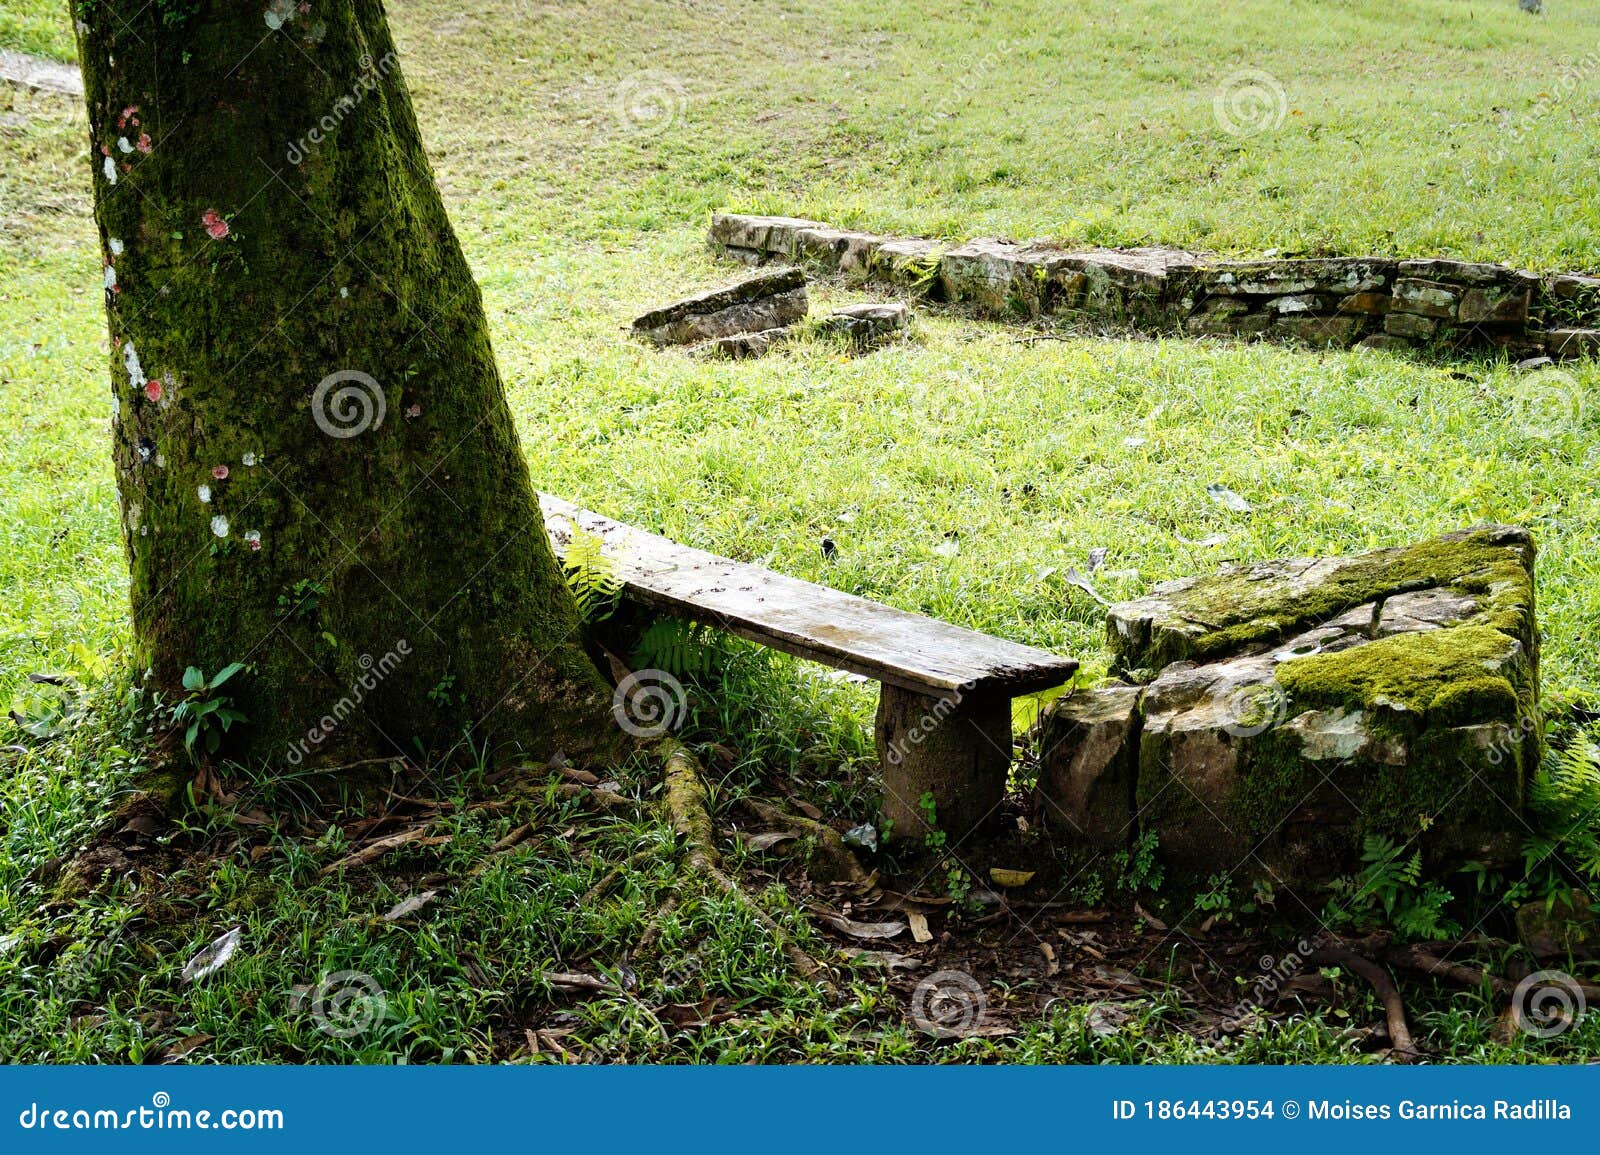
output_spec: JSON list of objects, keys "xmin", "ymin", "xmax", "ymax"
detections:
[
  {"xmin": 4, "ymin": 0, "xmax": 1600, "ymax": 1063},
  {"xmin": 0, "ymin": 0, "xmax": 74, "ymax": 62}
]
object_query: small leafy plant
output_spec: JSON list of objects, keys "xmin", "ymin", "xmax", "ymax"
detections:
[
  {"xmin": 275, "ymin": 578, "xmax": 325, "ymax": 620},
  {"xmin": 1326, "ymin": 834, "xmax": 1458, "ymax": 941},
  {"xmin": 169, "ymin": 663, "xmax": 249, "ymax": 759},
  {"xmin": 1114, "ymin": 830, "xmax": 1165, "ymax": 893},
  {"xmin": 919, "ymin": 791, "xmax": 946, "ymax": 853},
  {"xmin": 632, "ymin": 619, "xmax": 725, "ymax": 679}
]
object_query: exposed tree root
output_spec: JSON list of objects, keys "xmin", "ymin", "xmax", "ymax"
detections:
[
  {"xmin": 1382, "ymin": 944, "xmax": 1513, "ymax": 996},
  {"xmin": 1307, "ymin": 947, "xmax": 1420, "ymax": 1062},
  {"xmin": 581, "ymin": 847, "xmax": 661, "ymax": 904},
  {"xmin": 735, "ymin": 796, "xmax": 871, "ymax": 886},
  {"xmin": 658, "ymin": 740, "xmax": 837, "ymax": 995},
  {"xmin": 636, "ymin": 895, "xmax": 678, "ymax": 956},
  {"xmin": 499, "ymin": 781, "xmax": 638, "ymax": 814},
  {"xmin": 1381, "ymin": 943, "xmax": 1600, "ymax": 1003}
]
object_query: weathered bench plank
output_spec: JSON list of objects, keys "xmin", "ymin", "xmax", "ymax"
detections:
[
  {"xmin": 540, "ymin": 495, "xmax": 1076, "ymax": 698},
  {"xmin": 541, "ymin": 494, "xmax": 1077, "ymax": 838}
]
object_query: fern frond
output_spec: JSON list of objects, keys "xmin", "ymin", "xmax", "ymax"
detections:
[
  {"xmin": 559, "ymin": 528, "xmax": 622, "ymax": 624},
  {"xmin": 632, "ymin": 619, "xmax": 724, "ymax": 679}
]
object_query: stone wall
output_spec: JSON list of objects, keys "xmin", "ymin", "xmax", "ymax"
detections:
[{"xmin": 709, "ymin": 213, "xmax": 1600, "ymax": 358}]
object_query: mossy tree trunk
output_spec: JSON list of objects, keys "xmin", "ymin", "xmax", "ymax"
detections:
[{"xmin": 75, "ymin": 0, "xmax": 620, "ymax": 770}]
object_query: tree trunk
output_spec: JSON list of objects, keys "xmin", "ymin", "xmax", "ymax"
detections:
[{"xmin": 76, "ymin": 0, "xmax": 618, "ymax": 769}]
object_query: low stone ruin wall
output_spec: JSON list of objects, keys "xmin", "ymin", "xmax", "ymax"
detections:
[
  {"xmin": 1034, "ymin": 525, "xmax": 1539, "ymax": 885},
  {"xmin": 709, "ymin": 212, "xmax": 1600, "ymax": 359}
]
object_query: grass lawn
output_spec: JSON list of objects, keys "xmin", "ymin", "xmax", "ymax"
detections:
[{"xmin": 2, "ymin": 0, "xmax": 1599, "ymax": 1062}]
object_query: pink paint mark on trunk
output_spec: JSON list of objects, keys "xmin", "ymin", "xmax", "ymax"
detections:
[
  {"xmin": 212, "ymin": 464, "xmax": 230, "ymax": 480},
  {"xmin": 145, "ymin": 380, "xmax": 164, "ymax": 403}
]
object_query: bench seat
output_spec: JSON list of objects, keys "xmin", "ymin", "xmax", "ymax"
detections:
[{"xmin": 541, "ymin": 494, "xmax": 1077, "ymax": 838}]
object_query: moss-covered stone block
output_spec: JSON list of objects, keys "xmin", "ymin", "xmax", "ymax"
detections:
[
  {"xmin": 1046, "ymin": 526, "xmax": 1540, "ymax": 885},
  {"xmin": 1033, "ymin": 684, "xmax": 1142, "ymax": 848},
  {"xmin": 1107, "ymin": 525, "xmax": 1536, "ymax": 674}
]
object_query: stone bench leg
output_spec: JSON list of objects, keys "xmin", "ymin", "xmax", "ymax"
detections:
[{"xmin": 875, "ymin": 685, "xmax": 1012, "ymax": 843}]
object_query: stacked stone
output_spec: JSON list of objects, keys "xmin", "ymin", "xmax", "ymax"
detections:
[
  {"xmin": 1538, "ymin": 273, "xmax": 1600, "ymax": 358},
  {"xmin": 1380, "ymin": 259, "xmax": 1541, "ymax": 353},
  {"xmin": 630, "ymin": 265, "xmax": 809, "ymax": 347},
  {"xmin": 1183, "ymin": 258, "xmax": 1396, "ymax": 347},
  {"xmin": 630, "ymin": 255, "xmax": 911, "ymax": 358},
  {"xmin": 708, "ymin": 211, "xmax": 1600, "ymax": 357}
]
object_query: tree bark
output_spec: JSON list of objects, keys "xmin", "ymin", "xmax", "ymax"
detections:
[{"xmin": 76, "ymin": 0, "xmax": 618, "ymax": 769}]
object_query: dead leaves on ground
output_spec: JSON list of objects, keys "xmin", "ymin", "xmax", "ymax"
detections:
[
  {"xmin": 381, "ymin": 890, "xmax": 437, "ymax": 921},
  {"xmin": 821, "ymin": 914, "xmax": 908, "ymax": 941}
]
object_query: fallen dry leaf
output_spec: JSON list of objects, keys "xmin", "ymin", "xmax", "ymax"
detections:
[
  {"xmin": 321, "ymin": 826, "xmax": 450, "ymax": 874},
  {"xmin": 382, "ymin": 890, "xmax": 437, "ymax": 921},
  {"xmin": 180, "ymin": 927, "xmax": 240, "ymax": 984},
  {"xmin": 837, "ymin": 947, "xmax": 922, "ymax": 972},
  {"xmin": 1134, "ymin": 902, "xmax": 1168, "ymax": 931},
  {"xmin": 989, "ymin": 867, "xmax": 1036, "ymax": 888},
  {"xmin": 860, "ymin": 890, "xmax": 953, "ymax": 912},
  {"xmin": 907, "ymin": 909, "xmax": 933, "ymax": 944},
  {"xmin": 821, "ymin": 914, "xmax": 907, "ymax": 941},
  {"xmin": 746, "ymin": 831, "xmax": 799, "ymax": 851},
  {"xmin": 541, "ymin": 971, "xmax": 618, "ymax": 994},
  {"xmin": 1087, "ymin": 964, "xmax": 1142, "ymax": 991},
  {"xmin": 154, "ymin": 1033, "xmax": 213, "ymax": 1064},
  {"xmin": 1053, "ymin": 909, "xmax": 1110, "ymax": 924}
]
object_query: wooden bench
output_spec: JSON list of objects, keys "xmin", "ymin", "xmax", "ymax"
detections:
[{"xmin": 541, "ymin": 495, "xmax": 1077, "ymax": 840}]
